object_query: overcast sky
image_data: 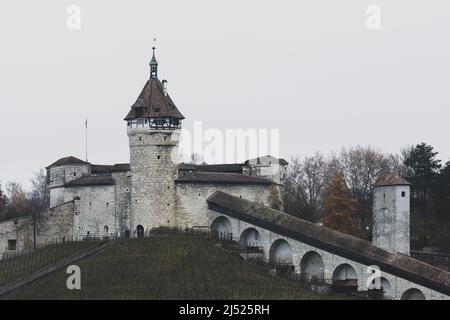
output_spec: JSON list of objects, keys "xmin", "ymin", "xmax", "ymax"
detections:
[{"xmin": 1, "ymin": 1, "xmax": 449, "ymax": 189}]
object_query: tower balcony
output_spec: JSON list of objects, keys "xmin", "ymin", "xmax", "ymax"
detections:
[{"xmin": 127, "ymin": 117, "xmax": 182, "ymax": 132}]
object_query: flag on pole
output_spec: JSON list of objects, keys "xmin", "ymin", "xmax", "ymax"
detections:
[{"xmin": 85, "ymin": 117, "xmax": 88, "ymax": 128}]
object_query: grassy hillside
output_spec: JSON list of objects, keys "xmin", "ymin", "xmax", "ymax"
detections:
[
  {"xmin": 0, "ymin": 240, "xmax": 100, "ymax": 287},
  {"xmin": 4, "ymin": 234, "xmax": 337, "ymax": 300}
]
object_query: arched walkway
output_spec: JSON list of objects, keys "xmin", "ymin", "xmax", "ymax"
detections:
[
  {"xmin": 300, "ymin": 251, "xmax": 324, "ymax": 282},
  {"xmin": 211, "ymin": 216, "xmax": 232, "ymax": 240},
  {"xmin": 401, "ymin": 288, "xmax": 426, "ymax": 300},
  {"xmin": 269, "ymin": 239, "xmax": 293, "ymax": 265},
  {"xmin": 368, "ymin": 276, "xmax": 393, "ymax": 299},
  {"xmin": 136, "ymin": 225, "xmax": 144, "ymax": 238},
  {"xmin": 331, "ymin": 263, "xmax": 358, "ymax": 294},
  {"xmin": 239, "ymin": 228, "xmax": 261, "ymax": 250}
]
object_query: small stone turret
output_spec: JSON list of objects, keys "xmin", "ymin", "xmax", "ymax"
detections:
[
  {"xmin": 372, "ymin": 175, "xmax": 411, "ymax": 255},
  {"xmin": 47, "ymin": 156, "xmax": 91, "ymax": 207},
  {"xmin": 244, "ymin": 155, "xmax": 288, "ymax": 185}
]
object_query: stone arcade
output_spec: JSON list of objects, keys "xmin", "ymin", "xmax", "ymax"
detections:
[{"xmin": 1, "ymin": 49, "xmax": 449, "ymax": 300}]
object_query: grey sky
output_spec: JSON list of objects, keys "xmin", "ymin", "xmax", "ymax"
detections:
[{"xmin": 1, "ymin": 0, "xmax": 449, "ymax": 189}]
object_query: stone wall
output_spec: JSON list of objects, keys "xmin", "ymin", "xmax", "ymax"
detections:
[
  {"xmin": 61, "ymin": 185, "xmax": 117, "ymax": 238},
  {"xmin": 112, "ymin": 171, "xmax": 132, "ymax": 236},
  {"xmin": 128, "ymin": 128, "xmax": 180, "ymax": 234},
  {"xmin": 0, "ymin": 200, "xmax": 75, "ymax": 259},
  {"xmin": 373, "ymin": 185, "xmax": 410, "ymax": 255},
  {"xmin": 38, "ymin": 200, "xmax": 76, "ymax": 243},
  {"xmin": 49, "ymin": 164, "xmax": 90, "ymax": 207},
  {"xmin": 175, "ymin": 182, "xmax": 271, "ymax": 229},
  {"xmin": 0, "ymin": 218, "xmax": 31, "ymax": 257}
]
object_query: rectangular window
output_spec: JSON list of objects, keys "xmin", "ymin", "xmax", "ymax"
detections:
[
  {"xmin": 401, "ymin": 191, "xmax": 406, "ymax": 197},
  {"xmin": 8, "ymin": 239, "xmax": 17, "ymax": 251}
]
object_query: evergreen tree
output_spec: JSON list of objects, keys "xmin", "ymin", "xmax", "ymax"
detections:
[
  {"xmin": 321, "ymin": 172, "xmax": 364, "ymax": 238},
  {"xmin": 435, "ymin": 161, "xmax": 450, "ymax": 220},
  {"xmin": 403, "ymin": 142, "xmax": 441, "ymax": 216}
]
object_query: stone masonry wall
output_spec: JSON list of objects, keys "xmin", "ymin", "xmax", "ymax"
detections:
[
  {"xmin": 0, "ymin": 201, "xmax": 75, "ymax": 259},
  {"xmin": 112, "ymin": 171, "xmax": 132, "ymax": 236},
  {"xmin": 175, "ymin": 183, "xmax": 271, "ymax": 229},
  {"xmin": 373, "ymin": 185, "xmax": 410, "ymax": 255},
  {"xmin": 62, "ymin": 185, "xmax": 117, "ymax": 238},
  {"xmin": 129, "ymin": 128, "xmax": 180, "ymax": 234},
  {"xmin": 49, "ymin": 164, "xmax": 90, "ymax": 207}
]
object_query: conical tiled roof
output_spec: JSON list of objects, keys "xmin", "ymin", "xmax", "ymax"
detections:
[{"xmin": 124, "ymin": 78, "xmax": 184, "ymax": 120}]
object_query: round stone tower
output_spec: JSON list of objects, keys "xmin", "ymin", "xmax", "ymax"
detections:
[
  {"xmin": 124, "ymin": 47, "xmax": 185, "ymax": 235},
  {"xmin": 372, "ymin": 175, "xmax": 411, "ymax": 255}
]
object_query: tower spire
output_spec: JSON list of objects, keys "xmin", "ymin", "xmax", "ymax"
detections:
[{"xmin": 149, "ymin": 39, "xmax": 158, "ymax": 79}]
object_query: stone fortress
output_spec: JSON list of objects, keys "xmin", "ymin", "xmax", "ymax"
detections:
[{"xmin": 1, "ymin": 48, "xmax": 450, "ymax": 300}]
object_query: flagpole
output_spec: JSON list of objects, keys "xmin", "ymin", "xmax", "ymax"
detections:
[{"xmin": 85, "ymin": 117, "xmax": 88, "ymax": 162}]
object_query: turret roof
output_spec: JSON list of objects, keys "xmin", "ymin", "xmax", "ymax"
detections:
[
  {"xmin": 47, "ymin": 156, "xmax": 89, "ymax": 168},
  {"xmin": 124, "ymin": 78, "xmax": 184, "ymax": 120},
  {"xmin": 374, "ymin": 174, "xmax": 411, "ymax": 187}
]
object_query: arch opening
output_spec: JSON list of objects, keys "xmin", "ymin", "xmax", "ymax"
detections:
[
  {"xmin": 239, "ymin": 228, "xmax": 262, "ymax": 252},
  {"xmin": 136, "ymin": 225, "xmax": 144, "ymax": 238},
  {"xmin": 300, "ymin": 251, "xmax": 324, "ymax": 283},
  {"xmin": 368, "ymin": 277, "xmax": 393, "ymax": 300},
  {"xmin": 103, "ymin": 225, "xmax": 109, "ymax": 239},
  {"xmin": 401, "ymin": 288, "xmax": 425, "ymax": 300},
  {"xmin": 269, "ymin": 239, "xmax": 293, "ymax": 265},
  {"xmin": 331, "ymin": 263, "xmax": 358, "ymax": 294},
  {"xmin": 210, "ymin": 216, "xmax": 232, "ymax": 240}
]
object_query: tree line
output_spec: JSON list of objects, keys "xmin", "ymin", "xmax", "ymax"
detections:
[
  {"xmin": 0, "ymin": 169, "xmax": 49, "ymax": 223},
  {"xmin": 283, "ymin": 143, "xmax": 450, "ymax": 251}
]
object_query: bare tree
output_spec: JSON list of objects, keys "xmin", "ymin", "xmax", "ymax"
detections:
[
  {"xmin": 28, "ymin": 169, "xmax": 50, "ymax": 213},
  {"xmin": 0, "ymin": 181, "xmax": 7, "ymax": 218},
  {"xmin": 28, "ymin": 169, "xmax": 50, "ymax": 248},
  {"xmin": 283, "ymin": 153, "xmax": 329, "ymax": 221},
  {"xmin": 5, "ymin": 181, "xmax": 30, "ymax": 218},
  {"xmin": 335, "ymin": 146, "xmax": 401, "ymax": 234}
]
